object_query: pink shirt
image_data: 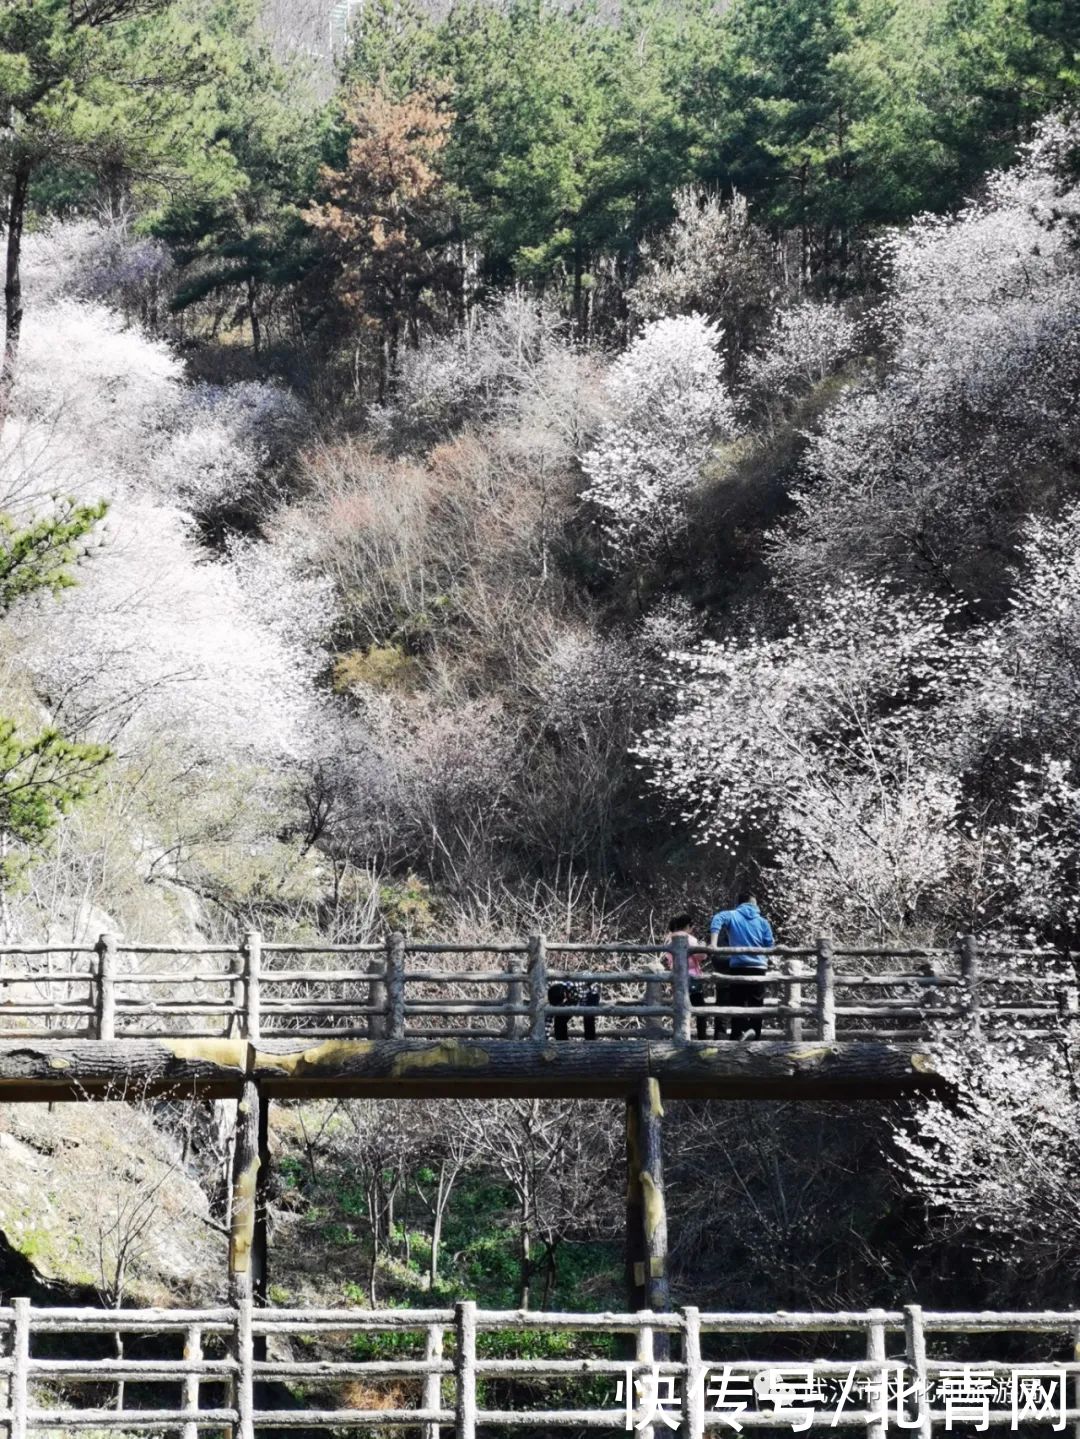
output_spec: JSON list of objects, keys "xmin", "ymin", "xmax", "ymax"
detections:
[{"xmin": 664, "ymin": 933, "xmax": 704, "ymax": 977}]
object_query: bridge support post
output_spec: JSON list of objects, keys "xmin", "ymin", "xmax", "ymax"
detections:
[
  {"xmin": 625, "ymin": 1077, "xmax": 670, "ymax": 1352},
  {"xmin": 254, "ymin": 1094, "xmax": 271, "ymax": 1323},
  {"xmin": 228, "ymin": 1079, "xmax": 262, "ymax": 1303}
]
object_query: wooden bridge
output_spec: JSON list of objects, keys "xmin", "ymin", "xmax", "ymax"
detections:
[
  {"xmin": 1, "ymin": 930, "xmax": 1074, "ymax": 1436},
  {"xmin": 0, "ymin": 930, "xmax": 1072, "ymax": 1102},
  {"xmin": 3, "ymin": 1298, "xmax": 1080, "ymax": 1434}
]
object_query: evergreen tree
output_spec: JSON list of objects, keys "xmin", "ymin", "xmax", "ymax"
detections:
[
  {"xmin": 156, "ymin": 7, "xmax": 325, "ymax": 362},
  {"xmin": 0, "ymin": 0, "xmax": 250, "ymax": 415},
  {"xmin": 0, "ymin": 503, "xmax": 110, "ymax": 884}
]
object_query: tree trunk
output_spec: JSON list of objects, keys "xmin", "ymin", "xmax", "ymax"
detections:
[
  {"xmin": 429, "ymin": 1198, "xmax": 443, "ymax": 1287},
  {"xmin": 1, "ymin": 156, "xmax": 32, "ymax": 433},
  {"xmin": 519, "ymin": 1219, "xmax": 531, "ymax": 1311},
  {"xmin": 572, "ymin": 246, "xmax": 584, "ymax": 338},
  {"xmin": 429, "ymin": 1159, "xmax": 460, "ymax": 1288},
  {"xmin": 368, "ymin": 1184, "xmax": 380, "ymax": 1306},
  {"xmin": 247, "ymin": 277, "xmax": 261, "ymax": 362},
  {"xmin": 539, "ymin": 1238, "xmax": 558, "ymax": 1308},
  {"xmin": 114, "ymin": 1328, "xmax": 125, "ymax": 1413}
]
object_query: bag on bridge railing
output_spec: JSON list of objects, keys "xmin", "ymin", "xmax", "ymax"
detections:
[{"xmin": 547, "ymin": 979, "xmax": 600, "ymax": 1041}]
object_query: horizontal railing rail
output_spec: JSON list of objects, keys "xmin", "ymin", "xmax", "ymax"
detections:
[
  {"xmin": 0, "ymin": 931, "xmax": 1075, "ymax": 1045},
  {"xmin": 3, "ymin": 1299, "xmax": 1080, "ymax": 1434}
]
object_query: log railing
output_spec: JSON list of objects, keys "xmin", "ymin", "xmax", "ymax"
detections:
[
  {"xmin": 0, "ymin": 932, "xmax": 1076, "ymax": 1044},
  {"xmin": 3, "ymin": 1300, "xmax": 1080, "ymax": 1434}
]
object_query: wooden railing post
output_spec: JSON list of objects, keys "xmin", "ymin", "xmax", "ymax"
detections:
[
  {"xmin": 682, "ymin": 1306, "xmax": 704, "ymax": 1439},
  {"xmin": 454, "ymin": 1300, "xmax": 477, "ymax": 1439},
  {"xmin": 866, "ymin": 1308, "xmax": 887, "ymax": 1439},
  {"xmin": 636, "ymin": 1319, "xmax": 656, "ymax": 1439},
  {"xmin": 235, "ymin": 1293, "xmax": 254, "ymax": 1439},
  {"xmin": 670, "ymin": 934, "xmax": 692, "ymax": 1044},
  {"xmin": 1071, "ymin": 1321, "xmax": 1080, "ymax": 1439},
  {"xmin": 505, "ymin": 956, "xmax": 524, "ymax": 1039},
  {"xmin": 903, "ymin": 1304, "xmax": 932, "ymax": 1439},
  {"xmin": 10, "ymin": 1299, "xmax": 27, "ymax": 1439},
  {"xmin": 369, "ymin": 948, "xmax": 388, "ymax": 1040},
  {"xmin": 229, "ymin": 942, "xmax": 246, "ymax": 1038},
  {"xmin": 0, "ymin": 1307, "xmax": 8, "ymax": 1439},
  {"xmin": 959, "ymin": 934, "xmax": 980, "ymax": 1038},
  {"xmin": 644, "ymin": 955, "xmax": 666, "ymax": 1040},
  {"xmin": 527, "ymin": 935, "xmax": 547, "ymax": 1043},
  {"xmin": 785, "ymin": 973, "xmax": 804, "ymax": 1041},
  {"xmin": 182, "ymin": 1323, "xmax": 202, "ymax": 1439},
  {"xmin": 1058, "ymin": 982, "xmax": 1079, "ymax": 1036},
  {"xmin": 387, "ymin": 931, "xmax": 406, "ymax": 1039},
  {"xmin": 816, "ymin": 935, "xmax": 836, "ymax": 1042},
  {"xmin": 242, "ymin": 930, "xmax": 261, "ymax": 1044},
  {"xmin": 423, "ymin": 1322, "xmax": 443, "ymax": 1439},
  {"xmin": 94, "ymin": 932, "xmax": 117, "ymax": 1040}
]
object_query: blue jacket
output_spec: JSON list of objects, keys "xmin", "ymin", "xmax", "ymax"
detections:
[{"xmin": 709, "ymin": 902, "xmax": 774, "ymax": 970}]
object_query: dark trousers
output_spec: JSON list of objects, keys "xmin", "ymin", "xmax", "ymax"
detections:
[
  {"xmin": 690, "ymin": 981, "xmax": 709, "ymax": 1040},
  {"xmin": 718, "ymin": 973, "xmax": 765, "ymax": 1040},
  {"xmin": 548, "ymin": 982, "xmax": 599, "ymax": 1040}
]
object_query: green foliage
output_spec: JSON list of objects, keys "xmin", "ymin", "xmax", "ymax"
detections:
[
  {"xmin": 0, "ymin": 721, "xmax": 110, "ymax": 882},
  {"xmin": 0, "ymin": 500, "xmax": 110, "ymax": 878},
  {"xmin": 929, "ymin": 0, "xmax": 1080, "ymax": 185},
  {"xmin": 1, "ymin": 0, "xmax": 205, "ymax": 208},
  {"xmin": 344, "ymin": 0, "xmax": 1080, "ymax": 298},
  {"xmin": 0, "ymin": 501, "xmax": 106, "ymax": 614},
  {"xmin": 377, "ymin": 873, "xmax": 434, "ymax": 933},
  {"xmin": 154, "ymin": 3, "xmax": 325, "ymax": 337}
]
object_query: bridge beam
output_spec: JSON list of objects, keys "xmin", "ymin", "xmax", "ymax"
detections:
[{"xmin": 0, "ymin": 1037, "xmax": 949, "ymax": 1101}]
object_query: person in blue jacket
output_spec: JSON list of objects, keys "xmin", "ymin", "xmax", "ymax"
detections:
[{"xmin": 709, "ymin": 892, "xmax": 774, "ymax": 1040}]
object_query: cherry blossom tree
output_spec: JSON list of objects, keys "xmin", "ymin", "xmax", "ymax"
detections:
[
  {"xmin": 636, "ymin": 581, "xmax": 976, "ymax": 936},
  {"xmin": 741, "ymin": 300, "xmax": 859, "ymax": 421},
  {"xmin": 580, "ymin": 313, "xmax": 735, "ymax": 566},
  {"xmin": 894, "ymin": 1037, "xmax": 1080, "ymax": 1279},
  {"xmin": 11, "ymin": 497, "xmax": 333, "ymax": 764},
  {"xmin": 628, "ymin": 188, "xmax": 781, "ymax": 370},
  {"xmin": 773, "ymin": 116, "xmax": 1080, "ymax": 608}
]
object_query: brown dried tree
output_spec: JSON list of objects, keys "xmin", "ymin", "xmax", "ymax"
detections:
[{"xmin": 304, "ymin": 82, "xmax": 454, "ymax": 398}]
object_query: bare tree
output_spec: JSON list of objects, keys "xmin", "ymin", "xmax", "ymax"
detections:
[{"xmin": 450, "ymin": 1099, "xmax": 621, "ymax": 1309}]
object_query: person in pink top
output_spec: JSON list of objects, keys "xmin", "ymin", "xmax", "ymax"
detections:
[{"xmin": 664, "ymin": 912, "xmax": 709, "ymax": 1040}]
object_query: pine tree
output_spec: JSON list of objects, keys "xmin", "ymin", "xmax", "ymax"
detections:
[{"xmin": 0, "ymin": 502, "xmax": 110, "ymax": 884}]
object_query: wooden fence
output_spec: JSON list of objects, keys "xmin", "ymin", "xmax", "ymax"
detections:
[
  {"xmin": 0, "ymin": 932, "xmax": 1076, "ymax": 1045},
  {"xmin": 3, "ymin": 1299, "xmax": 1080, "ymax": 1434}
]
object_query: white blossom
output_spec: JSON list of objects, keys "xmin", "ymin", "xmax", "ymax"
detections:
[
  {"xmin": 636, "ymin": 581, "xmax": 975, "ymax": 935},
  {"xmin": 580, "ymin": 314, "xmax": 735, "ymax": 563},
  {"xmin": 12, "ymin": 498, "xmax": 333, "ymax": 763},
  {"xmin": 741, "ymin": 300, "xmax": 858, "ymax": 411},
  {"xmin": 775, "ymin": 115, "xmax": 1080, "ymax": 601},
  {"xmin": 894, "ymin": 1037, "xmax": 1080, "ymax": 1269}
]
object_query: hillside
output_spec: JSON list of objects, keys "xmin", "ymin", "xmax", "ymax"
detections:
[{"xmin": 0, "ymin": 0, "xmax": 1078, "ymax": 1393}]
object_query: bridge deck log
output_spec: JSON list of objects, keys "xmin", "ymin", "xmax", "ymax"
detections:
[{"xmin": 0, "ymin": 1037, "xmax": 948, "ymax": 1101}]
